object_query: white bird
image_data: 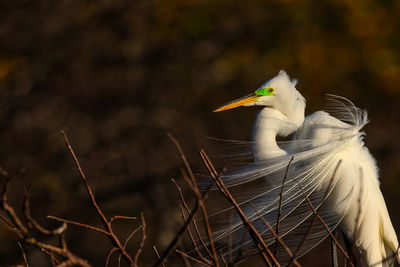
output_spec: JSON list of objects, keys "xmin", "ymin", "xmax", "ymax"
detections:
[{"xmin": 211, "ymin": 70, "xmax": 399, "ymax": 266}]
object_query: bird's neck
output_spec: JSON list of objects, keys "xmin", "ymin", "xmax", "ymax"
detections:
[{"xmin": 251, "ymin": 107, "xmax": 303, "ymax": 160}]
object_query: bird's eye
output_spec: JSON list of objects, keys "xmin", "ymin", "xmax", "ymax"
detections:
[{"xmin": 255, "ymin": 87, "xmax": 275, "ymax": 96}]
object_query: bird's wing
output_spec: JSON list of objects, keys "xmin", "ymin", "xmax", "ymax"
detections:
[{"xmin": 204, "ymin": 95, "xmax": 367, "ymax": 264}]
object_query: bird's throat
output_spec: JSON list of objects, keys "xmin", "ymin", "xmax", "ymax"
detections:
[{"xmin": 251, "ymin": 108, "xmax": 299, "ymax": 160}]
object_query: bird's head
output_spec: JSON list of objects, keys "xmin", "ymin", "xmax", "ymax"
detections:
[{"xmin": 214, "ymin": 70, "xmax": 305, "ymax": 118}]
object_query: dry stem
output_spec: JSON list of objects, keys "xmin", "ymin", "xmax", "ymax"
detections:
[
  {"xmin": 61, "ymin": 130, "xmax": 139, "ymax": 266},
  {"xmin": 274, "ymin": 156, "xmax": 294, "ymax": 257},
  {"xmin": 200, "ymin": 149, "xmax": 279, "ymax": 267}
]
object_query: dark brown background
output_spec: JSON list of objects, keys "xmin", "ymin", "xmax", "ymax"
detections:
[{"xmin": 0, "ymin": 0, "xmax": 399, "ymax": 266}]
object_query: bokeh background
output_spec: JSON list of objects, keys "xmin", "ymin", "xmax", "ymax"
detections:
[{"xmin": 1, "ymin": 0, "xmax": 400, "ymax": 266}]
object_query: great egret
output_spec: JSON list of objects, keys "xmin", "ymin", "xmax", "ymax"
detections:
[{"xmin": 212, "ymin": 70, "xmax": 399, "ymax": 266}]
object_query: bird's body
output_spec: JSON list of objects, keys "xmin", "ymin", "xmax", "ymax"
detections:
[
  {"xmin": 212, "ymin": 71, "xmax": 399, "ymax": 266},
  {"xmin": 297, "ymin": 110, "xmax": 399, "ymax": 266},
  {"xmin": 298, "ymin": 110, "xmax": 399, "ymax": 266}
]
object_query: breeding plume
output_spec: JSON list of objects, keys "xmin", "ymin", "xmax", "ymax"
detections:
[{"xmin": 212, "ymin": 71, "xmax": 399, "ymax": 266}]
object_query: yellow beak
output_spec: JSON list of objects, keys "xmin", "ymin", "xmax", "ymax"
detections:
[{"xmin": 213, "ymin": 93, "xmax": 259, "ymax": 112}]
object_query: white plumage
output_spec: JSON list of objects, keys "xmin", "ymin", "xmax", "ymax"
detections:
[{"xmin": 212, "ymin": 70, "xmax": 399, "ymax": 266}]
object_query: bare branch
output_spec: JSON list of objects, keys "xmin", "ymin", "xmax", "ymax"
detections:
[
  {"xmin": 290, "ymin": 213, "xmax": 318, "ymax": 264},
  {"xmin": 155, "ymin": 133, "xmax": 215, "ymax": 267},
  {"xmin": 105, "ymin": 247, "xmax": 119, "ymax": 267},
  {"xmin": 24, "ymin": 185, "xmax": 68, "ymax": 236},
  {"xmin": 0, "ymin": 166, "xmax": 91, "ymax": 267},
  {"xmin": 1, "ymin": 174, "xmax": 27, "ymax": 237},
  {"xmin": 296, "ymin": 181, "xmax": 354, "ymax": 267},
  {"xmin": 166, "ymin": 132, "xmax": 197, "ymax": 187},
  {"xmin": 180, "ymin": 167, "xmax": 218, "ymax": 267},
  {"xmin": 40, "ymin": 248, "xmax": 61, "ymax": 266},
  {"xmin": 200, "ymin": 149, "xmax": 278, "ymax": 267},
  {"xmin": 61, "ymin": 130, "xmax": 134, "ymax": 265},
  {"xmin": 220, "ymin": 250, "xmax": 229, "ymax": 267},
  {"xmin": 274, "ymin": 156, "xmax": 294, "ymax": 257},
  {"xmin": 290, "ymin": 160, "xmax": 343, "ymax": 266},
  {"xmin": 181, "ymin": 168, "xmax": 215, "ymax": 256},
  {"xmin": 60, "ymin": 131, "xmax": 109, "ymax": 228},
  {"xmin": 110, "ymin": 215, "xmax": 137, "ymax": 223},
  {"xmin": 178, "ymin": 201, "xmax": 206, "ymax": 263},
  {"xmin": 331, "ymin": 230, "xmax": 338, "ymax": 267},
  {"xmin": 0, "ymin": 211, "xmax": 17, "ymax": 230},
  {"xmin": 153, "ymin": 245, "xmax": 166, "ymax": 267},
  {"xmin": 176, "ymin": 249, "xmax": 213, "ymax": 266},
  {"xmin": 118, "ymin": 225, "xmax": 143, "ymax": 267},
  {"xmin": 48, "ymin": 216, "xmax": 110, "ymax": 236},
  {"xmin": 134, "ymin": 213, "xmax": 147, "ymax": 265},
  {"xmin": 155, "ymin": 192, "xmax": 201, "ymax": 266},
  {"xmin": 172, "ymin": 178, "xmax": 212, "ymax": 260},
  {"xmin": 255, "ymin": 210, "xmax": 301, "ymax": 267},
  {"xmin": 18, "ymin": 242, "xmax": 29, "ymax": 267},
  {"xmin": 59, "ymin": 232, "xmax": 68, "ymax": 251},
  {"xmin": 25, "ymin": 237, "xmax": 90, "ymax": 267}
]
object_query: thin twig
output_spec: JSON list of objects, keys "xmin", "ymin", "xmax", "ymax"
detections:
[
  {"xmin": 172, "ymin": 178, "xmax": 213, "ymax": 261},
  {"xmin": 47, "ymin": 216, "xmax": 110, "ymax": 236},
  {"xmin": 290, "ymin": 213, "xmax": 318, "ymax": 263},
  {"xmin": 178, "ymin": 246, "xmax": 193, "ymax": 267},
  {"xmin": 153, "ymin": 245, "xmax": 166, "ymax": 267},
  {"xmin": 220, "ymin": 250, "xmax": 229, "ymax": 267},
  {"xmin": 200, "ymin": 149, "xmax": 278, "ymax": 267},
  {"xmin": 1, "ymin": 174, "xmax": 28, "ymax": 237},
  {"xmin": 177, "ymin": 200, "xmax": 212, "ymax": 265},
  {"xmin": 166, "ymin": 132, "xmax": 196, "ymax": 187},
  {"xmin": 61, "ymin": 131, "xmax": 106, "ymax": 222},
  {"xmin": 118, "ymin": 225, "xmax": 143, "ymax": 266},
  {"xmin": 61, "ymin": 130, "xmax": 134, "ymax": 265},
  {"xmin": 155, "ymin": 133, "xmax": 215, "ymax": 267},
  {"xmin": 179, "ymin": 161, "xmax": 218, "ymax": 266},
  {"xmin": 26, "ymin": 236, "xmax": 90, "ymax": 267},
  {"xmin": 296, "ymin": 182, "xmax": 354, "ymax": 267},
  {"xmin": 126, "ymin": 225, "xmax": 143, "ymax": 248},
  {"xmin": 105, "ymin": 247, "xmax": 119, "ymax": 267},
  {"xmin": 59, "ymin": 232, "xmax": 68, "ymax": 251},
  {"xmin": 168, "ymin": 133, "xmax": 219, "ymax": 265},
  {"xmin": 0, "ymin": 165, "xmax": 92, "ymax": 266},
  {"xmin": 18, "ymin": 242, "xmax": 29, "ymax": 267},
  {"xmin": 176, "ymin": 249, "xmax": 213, "ymax": 266},
  {"xmin": 61, "ymin": 130, "xmax": 109, "ymax": 226},
  {"xmin": 51, "ymin": 254, "xmax": 59, "ymax": 266},
  {"xmin": 0, "ymin": 211, "xmax": 16, "ymax": 229},
  {"xmin": 331, "ymin": 230, "xmax": 338, "ymax": 267},
  {"xmin": 154, "ymin": 192, "xmax": 201, "ymax": 266},
  {"xmin": 110, "ymin": 215, "xmax": 137, "ymax": 223},
  {"xmin": 255, "ymin": 210, "xmax": 301, "ymax": 267},
  {"xmin": 274, "ymin": 156, "xmax": 294, "ymax": 257},
  {"xmin": 40, "ymin": 248, "xmax": 61, "ymax": 266},
  {"xmin": 290, "ymin": 160, "xmax": 342, "ymax": 266},
  {"xmin": 134, "ymin": 213, "xmax": 147, "ymax": 265},
  {"xmin": 24, "ymin": 185, "xmax": 67, "ymax": 236}
]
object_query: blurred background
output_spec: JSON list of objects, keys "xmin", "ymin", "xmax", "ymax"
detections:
[{"xmin": 0, "ymin": 0, "xmax": 400, "ymax": 266}]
